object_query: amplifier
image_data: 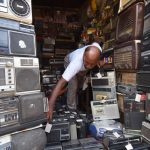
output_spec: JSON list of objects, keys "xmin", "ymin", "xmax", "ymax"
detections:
[
  {"xmin": 12, "ymin": 128, "xmax": 47, "ymax": 150},
  {"xmin": 79, "ymin": 137, "xmax": 104, "ymax": 150},
  {"xmin": 0, "ymin": 96, "xmax": 19, "ymax": 127},
  {"xmin": 55, "ymin": 49, "xmax": 70, "ymax": 58},
  {"xmin": 45, "ymin": 142, "xmax": 62, "ymax": 150},
  {"xmin": 140, "ymin": 50, "xmax": 150, "ymax": 70},
  {"xmin": 137, "ymin": 71, "xmax": 150, "ymax": 92},
  {"xmin": 116, "ymin": 2, "xmax": 144, "ymax": 43},
  {"xmin": 141, "ymin": 121, "xmax": 150, "ymax": 142},
  {"xmin": 14, "ymin": 57, "xmax": 40, "ymax": 95},
  {"xmin": 91, "ymin": 77, "xmax": 116, "ymax": 87},
  {"xmin": 62, "ymin": 140, "xmax": 83, "ymax": 150},
  {"xmin": 117, "ymin": 83, "xmax": 136, "ymax": 96},
  {"xmin": 0, "ymin": 0, "xmax": 32, "ymax": 24},
  {"xmin": 0, "ymin": 19, "xmax": 36, "ymax": 56},
  {"xmin": 46, "ymin": 121, "xmax": 70, "ymax": 143},
  {"xmin": 0, "ymin": 56, "xmax": 15, "ymax": 97},
  {"xmin": 124, "ymin": 112, "xmax": 146, "ymax": 130},
  {"xmin": 42, "ymin": 75, "xmax": 57, "ymax": 84},
  {"xmin": 0, "ymin": 135, "xmax": 12, "ymax": 150},
  {"xmin": 114, "ymin": 40, "xmax": 141, "ymax": 70},
  {"xmin": 91, "ymin": 100, "xmax": 120, "ymax": 120},
  {"xmin": 142, "ymin": 32, "xmax": 150, "ymax": 52},
  {"xmin": 92, "ymin": 87, "xmax": 116, "ymax": 100}
]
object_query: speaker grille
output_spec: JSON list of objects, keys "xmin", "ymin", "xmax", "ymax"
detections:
[
  {"xmin": 19, "ymin": 93, "xmax": 45, "ymax": 123},
  {"xmin": 0, "ymin": 68, "xmax": 5, "ymax": 85},
  {"xmin": 10, "ymin": 31, "xmax": 35, "ymax": 56},
  {"xmin": 9, "ymin": 0, "xmax": 30, "ymax": 17},
  {"xmin": 15, "ymin": 68, "xmax": 40, "ymax": 93}
]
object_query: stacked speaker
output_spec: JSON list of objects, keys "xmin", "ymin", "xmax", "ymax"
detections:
[
  {"xmin": 0, "ymin": 0, "xmax": 47, "ymax": 149},
  {"xmin": 115, "ymin": 0, "xmax": 147, "ymax": 130}
]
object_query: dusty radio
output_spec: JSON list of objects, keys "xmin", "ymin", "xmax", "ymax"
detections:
[
  {"xmin": 92, "ymin": 87, "xmax": 116, "ymax": 101},
  {"xmin": 137, "ymin": 71, "xmax": 150, "ymax": 92},
  {"xmin": 142, "ymin": 32, "xmax": 150, "ymax": 52},
  {"xmin": 116, "ymin": 1, "xmax": 144, "ymax": 43},
  {"xmin": 42, "ymin": 75, "xmax": 57, "ymax": 84},
  {"xmin": 0, "ymin": 18, "xmax": 36, "ymax": 56},
  {"xmin": 91, "ymin": 100, "xmax": 120, "ymax": 120},
  {"xmin": 0, "ymin": 56, "xmax": 15, "ymax": 97},
  {"xmin": 0, "ymin": 0, "xmax": 32, "ymax": 24},
  {"xmin": 114, "ymin": 40, "xmax": 141, "ymax": 70},
  {"xmin": 140, "ymin": 50, "xmax": 150, "ymax": 70}
]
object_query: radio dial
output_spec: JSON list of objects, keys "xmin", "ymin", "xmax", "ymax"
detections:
[{"xmin": 6, "ymin": 62, "xmax": 13, "ymax": 67}]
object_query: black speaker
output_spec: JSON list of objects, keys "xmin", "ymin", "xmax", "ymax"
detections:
[
  {"xmin": 12, "ymin": 128, "xmax": 47, "ymax": 150},
  {"xmin": 124, "ymin": 112, "xmax": 146, "ymax": 130},
  {"xmin": 18, "ymin": 92, "xmax": 46, "ymax": 123}
]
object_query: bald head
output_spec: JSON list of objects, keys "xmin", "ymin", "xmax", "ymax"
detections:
[{"xmin": 83, "ymin": 46, "xmax": 100, "ymax": 69}]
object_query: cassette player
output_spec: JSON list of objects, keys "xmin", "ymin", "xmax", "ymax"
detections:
[
  {"xmin": 92, "ymin": 87, "xmax": 116, "ymax": 101},
  {"xmin": 91, "ymin": 100, "xmax": 120, "ymax": 120},
  {"xmin": 114, "ymin": 40, "xmax": 141, "ymax": 70}
]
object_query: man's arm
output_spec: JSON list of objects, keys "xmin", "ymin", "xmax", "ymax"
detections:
[{"xmin": 47, "ymin": 77, "xmax": 67, "ymax": 121}]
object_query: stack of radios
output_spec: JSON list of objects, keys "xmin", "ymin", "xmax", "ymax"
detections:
[{"xmin": 0, "ymin": 0, "xmax": 48, "ymax": 149}]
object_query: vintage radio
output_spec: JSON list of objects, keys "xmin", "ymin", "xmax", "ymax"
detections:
[
  {"xmin": 0, "ymin": 96, "xmax": 19, "ymax": 127},
  {"xmin": 12, "ymin": 128, "xmax": 47, "ymax": 150},
  {"xmin": 14, "ymin": 57, "xmax": 40, "ymax": 95},
  {"xmin": 0, "ymin": 135, "xmax": 12, "ymax": 150},
  {"xmin": 140, "ymin": 50, "xmax": 150, "ymax": 70},
  {"xmin": 46, "ymin": 121, "xmax": 70, "ymax": 143},
  {"xmin": 114, "ymin": 40, "xmax": 141, "ymax": 70},
  {"xmin": 0, "ymin": 56, "xmax": 15, "ymax": 97},
  {"xmin": 137, "ymin": 71, "xmax": 150, "ymax": 92},
  {"xmin": 0, "ymin": 19, "xmax": 36, "ymax": 56},
  {"xmin": 142, "ymin": 32, "xmax": 150, "ymax": 52},
  {"xmin": 45, "ymin": 142, "xmax": 62, "ymax": 150},
  {"xmin": 92, "ymin": 87, "xmax": 116, "ymax": 100},
  {"xmin": 116, "ymin": 2, "xmax": 144, "ymax": 43},
  {"xmin": 117, "ymin": 83, "xmax": 136, "ymax": 96},
  {"xmin": 55, "ymin": 49, "xmax": 70, "ymax": 58},
  {"xmin": 62, "ymin": 140, "xmax": 83, "ymax": 150},
  {"xmin": 0, "ymin": 0, "xmax": 32, "ymax": 24},
  {"xmin": 42, "ymin": 75, "xmax": 57, "ymax": 84},
  {"xmin": 124, "ymin": 112, "xmax": 146, "ymax": 130},
  {"xmin": 91, "ymin": 100, "xmax": 120, "ymax": 120},
  {"xmin": 79, "ymin": 137, "xmax": 104, "ymax": 150},
  {"xmin": 103, "ymin": 39, "xmax": 115, "ymax": 52}
]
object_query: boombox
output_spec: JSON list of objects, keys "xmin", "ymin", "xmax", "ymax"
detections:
[
  {"xmin": 92, "ymin": 87, "xmax": 116, "ymax": 101},
  {"xmin": 117, "ymin": 83, "xmax": 136, "ymax": 96},
  {"xmin": 0, "ymin": 0, "xmax": 32, "ymax": 24},
  {"xmin": 114, "ymin": 40, "xmax": 141, "ymax": 70},
  {"xmin": 0, "ymin": 18, "xmax": 36, "ymax": 56},
  {"xmin": 137, "ymin": 71, "xmax": 150, "ymax": 92},
  {"xmin": 116, "ymin": 2, "xmax": 144, "ymax": 43},
  {"xmin": 91, "ymin": 100, "xmax": 120, "ymax": 120},
  {"xmin": 46, "ymin": 121, "xmax": 70, "ymax": 143},
  {"xmin": 0, "ymin": 92, "xmax": 47, "ymax": 136},
  {"xmin": 14, "ymin": 56, "xmax": 40, "ymax": 95}
]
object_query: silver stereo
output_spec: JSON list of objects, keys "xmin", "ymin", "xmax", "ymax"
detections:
[
  {"xmin": 92, "ymin": 87, "xmax": 116, "ymax": 100},
  {"xmin": 0, "ymin": 0, "xmax": 32, "ymax": 24},
  {"xmin": 91, "ymin": 100, "xmax": 120, "ymax": 120},
  {"xmin": 0, "ymin": 56, "xmax": 15, "ymax": 97},
  {"xmin": 0, "ymin": 96, "xmax": 19, "ymax": 127},
  {"xmin": 14, "ymin": 57, "xmax": 40, "ymax": 95}
]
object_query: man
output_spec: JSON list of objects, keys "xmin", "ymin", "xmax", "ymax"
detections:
[{"xmin": 47, "ymin": 42, "xmax": 102, "ymax": 120}]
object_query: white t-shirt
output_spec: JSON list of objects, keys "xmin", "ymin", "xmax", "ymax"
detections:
[
  {"xmin": 62, "ymin": 42, "xmax": 102, "ymax": 82},
  {"xmin": 62, "ymin": 46, "xmax": 88, "ymax": 81}
]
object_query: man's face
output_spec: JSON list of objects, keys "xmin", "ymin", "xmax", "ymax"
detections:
[{"xmin": 83, "ymin": 54, "xmax": 98, "ymax": 69}]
